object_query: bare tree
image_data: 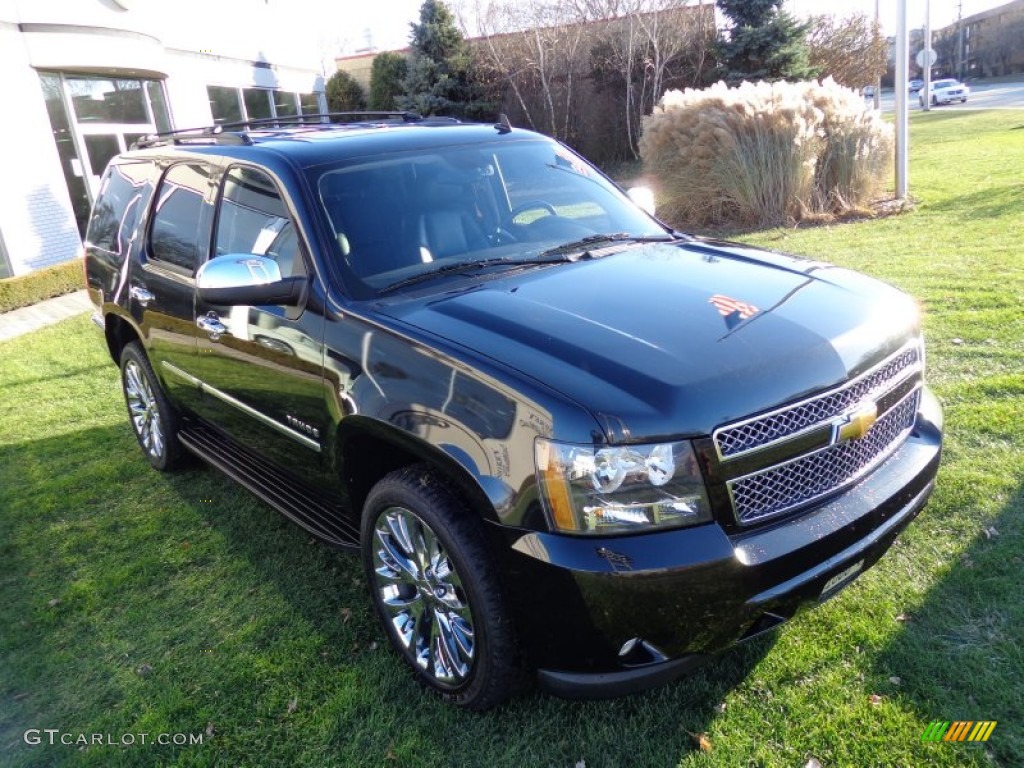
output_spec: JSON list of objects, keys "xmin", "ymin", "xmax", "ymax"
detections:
[
  {"xmin": 807, "ymin": 13, "xmax": 888, "ymax": 88},
  {"xmin": 472, "ymin": 0, "xmax": 588, "ymax": 140},
  {"xmin": 469, "ymin": 0, "xmax": 712, "ymax": 162}
]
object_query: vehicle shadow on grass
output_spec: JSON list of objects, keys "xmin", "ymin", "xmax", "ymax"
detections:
[
  {"xmin": 0, "ymin": 422, "xmax": 774, "ymax": 767},
  {"xmin": 162, "ymin": 459, "xmax": 776, "ymax": 767},
  {"xmin": 870, "ymin": 481, "xmax": 1023, "ymax": 766}
]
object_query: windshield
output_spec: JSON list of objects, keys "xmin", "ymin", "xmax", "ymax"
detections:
[{"xmin": 314, "ymin": 138, "xmax": 667, "ymax": 298}]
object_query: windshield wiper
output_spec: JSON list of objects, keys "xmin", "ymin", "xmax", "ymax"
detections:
[
  {"xmin": 539, "ymin": 232, "xmax": 677, "ymax": 258},
  {"xmin": 378, "ymin": 256, "xmax": 572, "ymax": 295}
]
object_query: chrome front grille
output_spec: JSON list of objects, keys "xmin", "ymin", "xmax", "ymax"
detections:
[
  {"xmin": 714, "ymin": 345, "xmax": 920, "ymax": 460},
  {"xmin": 728, "ymin": 389, "xmax": 920, "ymax": 525}
]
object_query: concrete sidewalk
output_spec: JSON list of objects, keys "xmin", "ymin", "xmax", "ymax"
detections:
[{"xmin": 0, "ymin": 290, "xmax": 93, "ymax": 343}]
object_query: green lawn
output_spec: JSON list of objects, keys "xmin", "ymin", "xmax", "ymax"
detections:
[{"xmin": 2, "ymin": 110, "xmax": 1022, "ymax": 767}]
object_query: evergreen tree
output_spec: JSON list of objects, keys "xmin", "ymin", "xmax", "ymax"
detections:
[
  {"xmin": 398, "ymin": 0, "xmax": 489, "ymax": 118},
  {"xmin": 716, "ymin": 0, "xmax": 815, "ymax": 84},
  {"xmin": 369, "ymin": 51, "xmax": 408, "ymax": 111},
  {"xmin": 325, "ymin": 70, "xmax": 367, "ymax": 113}
]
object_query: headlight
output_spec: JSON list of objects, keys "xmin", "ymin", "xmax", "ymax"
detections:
[{"xmin": 535, "ymin": 438, "xmax": 712, "ymax": 534}]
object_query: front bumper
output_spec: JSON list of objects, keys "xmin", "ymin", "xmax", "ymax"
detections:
[{"xmin": 496, "ymin": 389, "xmax": 943, "ymax": 697}]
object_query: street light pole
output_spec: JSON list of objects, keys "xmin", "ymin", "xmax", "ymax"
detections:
[
  {"xmin": 874, "ymin": 0, "xmax": 881, "ymax": 110},
  {"xmin": 923, "ymin": 0, "xmax": 932, "ymax": 111},
  {"xmin": 895, "ymin": 0, "xmax": 909, "ymax": 199}
]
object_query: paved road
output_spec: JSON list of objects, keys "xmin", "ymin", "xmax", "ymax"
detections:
[{"xmin": 871, "ymin": 79, "xmax": 1024, "ymax": 112}]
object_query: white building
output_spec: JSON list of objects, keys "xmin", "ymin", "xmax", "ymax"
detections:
[{"xmin": 0, "ymin": 0, "xmax": 326, "ymax": 278}]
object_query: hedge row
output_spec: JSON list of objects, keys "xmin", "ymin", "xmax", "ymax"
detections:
[{"xmin": 0, "ymin": 259, "xmax": 84, "ymax": 314}]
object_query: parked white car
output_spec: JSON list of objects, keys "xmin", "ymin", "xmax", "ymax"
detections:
[{"xmin": 922, "ymin": 79, "xmax": 969, "ymax": 106}]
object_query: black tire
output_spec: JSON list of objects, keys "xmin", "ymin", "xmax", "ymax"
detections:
[
  {"xmin": 361, "ymin": 466, "xmax": 521, "ymax": 710},
  {"xmin": 119, "ymin": 342, "xmax": 184, "ymax": 471}
]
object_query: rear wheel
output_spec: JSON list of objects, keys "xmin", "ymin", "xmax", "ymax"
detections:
[
  {"xmin": 120, "ymin": 342, "xmax": 184, "ymax": 471},
  {"xmin": 361, "ymin": 466, "xmax": 520, "ymax": 710}
]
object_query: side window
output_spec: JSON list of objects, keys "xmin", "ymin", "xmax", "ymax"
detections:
[
  {"xmin": 149, "ymin": 163, "xmax": 211, "ymax": 273},
  {"xmin": 215, "ymin": 166, "xmax": 306, "ymax": 279}
]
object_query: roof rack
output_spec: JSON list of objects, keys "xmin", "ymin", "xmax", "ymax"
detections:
[{"xmin": 130, "ymin": 111, "xmax": 456, "ymax": 150}]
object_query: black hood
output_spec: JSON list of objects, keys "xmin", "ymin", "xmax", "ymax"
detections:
[{"xmin": 381, "ymin": 240, "xmax": 920, "ymax": 442}]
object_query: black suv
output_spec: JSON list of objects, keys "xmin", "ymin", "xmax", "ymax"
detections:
[{"xmin": 84, "ymin": 113, "xmax": 943, "ymax": 710}]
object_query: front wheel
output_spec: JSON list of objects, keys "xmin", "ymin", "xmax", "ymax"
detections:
[
  {"xmin": 120, "ymin": 342, "xmax": 184, "ymax": 471},
  {"xmin": 361, "ymin": 466, "xmax": 521, "ymax": 710}
]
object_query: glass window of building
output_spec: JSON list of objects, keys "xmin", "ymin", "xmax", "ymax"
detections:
[
  {"xmin": 208, "ymin": 85, "xmax": 243, "ymax": 124},
  {"xmin": 274, "ymin": 92, "xmax": 298, "ymax": 119},
  {"xmin": 243, "ymin": 88, "xmax": 273, "ymax": 121}
]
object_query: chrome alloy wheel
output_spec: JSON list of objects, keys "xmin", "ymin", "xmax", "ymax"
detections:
[
  {"xmin": 371, "ymin": 506, "xmax": 475, "ymax": 687},
  {"xmin": 124, "ymin": 359, "xmax": 165, "ymax": 459}
]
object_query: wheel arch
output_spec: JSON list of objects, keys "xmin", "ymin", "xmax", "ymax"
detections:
[
  {"xmin": 103, "ymin": 311, "xmax": 144, "ymax": 364},
  {"xmin": 335, "ymin": 416, "xmax": 504, "ymax": 527}
]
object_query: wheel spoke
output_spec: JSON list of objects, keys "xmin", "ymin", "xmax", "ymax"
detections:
[
  {"xmin": 432, "ymin": 608, "xmax": 471, "ymax": 682},
  {"xmin": 375, "ymin": 514, "xmax": 420, "ymax": 582},
  {"xmin": 414, "ymin": 520, "xmax": 440, "ymax": 574},
  {"xmin": 412, "ymin": 598, "xmax": 434, "ymax": 671}
]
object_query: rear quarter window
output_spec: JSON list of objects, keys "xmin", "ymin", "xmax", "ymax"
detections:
[{"xmin": 86, "ymin": 162, "xmax": 155, "ymax": 261}]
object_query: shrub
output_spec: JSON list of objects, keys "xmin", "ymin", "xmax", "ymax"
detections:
[
  {"xmin": 325, "ymin": 70, "xmax": 367, "ymax": 114},
  {"xmin": 639, "ymin": 78, "xmax": 893, "ymax": 228},
  {"xmin": 0, "ymin": 259, "xmax": 83, "ymax": 314}
]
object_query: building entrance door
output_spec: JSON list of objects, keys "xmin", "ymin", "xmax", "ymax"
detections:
[{"xmin": 39, "ymin": 72, "xmax": 171, "ymax": 236}]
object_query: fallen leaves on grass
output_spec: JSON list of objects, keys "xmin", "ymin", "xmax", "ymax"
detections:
[{"xmin": 684, "ymin": 730, "xmax": 713, "ymax": 752}]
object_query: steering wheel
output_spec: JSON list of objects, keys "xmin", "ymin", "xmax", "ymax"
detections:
[{"xmin": 505, "ymin": 200, "xmax": 558, "ymax": 226}]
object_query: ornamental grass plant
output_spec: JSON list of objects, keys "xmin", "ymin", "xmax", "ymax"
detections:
[{"xmin": 639, "ymin": 78, "xmax": 893, "ymax": 228}]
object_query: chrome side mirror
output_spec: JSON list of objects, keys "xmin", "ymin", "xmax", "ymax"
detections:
[{"xmin": 196, "ymin": 254, "xmax": 304, "ymax": 306}]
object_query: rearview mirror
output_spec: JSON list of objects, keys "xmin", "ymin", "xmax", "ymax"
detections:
[{"xmin": 196, "ymin": 254, "xmax": 305, "ymax": 306}]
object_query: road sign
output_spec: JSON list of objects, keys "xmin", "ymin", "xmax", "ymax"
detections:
[{"xmin": 916, "ymin": 48, "xmax": 937, "ymax": 68}]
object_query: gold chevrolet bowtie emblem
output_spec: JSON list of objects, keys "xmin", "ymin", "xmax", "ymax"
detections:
[{"xmin": 834, "ymin": 402, "xmax": 878, "ymax": 443}]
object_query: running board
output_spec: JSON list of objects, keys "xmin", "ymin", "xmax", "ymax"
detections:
[{"xmin": 178, "ymin": 421, "xmax": 360, "ymax": 550}]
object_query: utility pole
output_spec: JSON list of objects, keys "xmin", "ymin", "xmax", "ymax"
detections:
[{"xmin": 956, "ymin": 0, "xmax": 965, "ymax": 80}]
